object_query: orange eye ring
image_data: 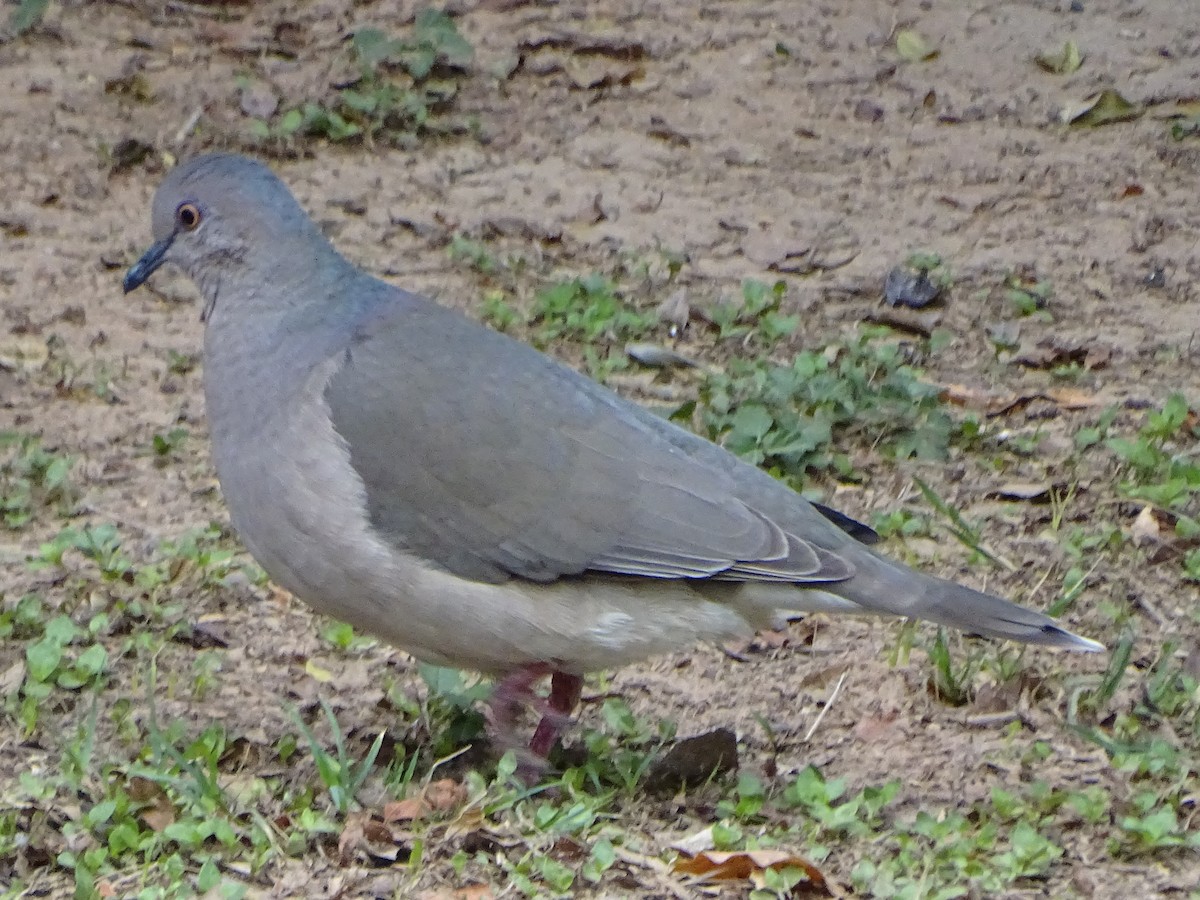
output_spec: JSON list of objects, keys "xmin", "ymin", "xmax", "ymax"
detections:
[{"xmin": 176, "ymin": 202, "xmax": 202, "ymax": 231}]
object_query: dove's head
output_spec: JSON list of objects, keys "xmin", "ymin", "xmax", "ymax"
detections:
[{"xmin": 124, "ymin": 153, "xmax": 342, "ymax": 322}]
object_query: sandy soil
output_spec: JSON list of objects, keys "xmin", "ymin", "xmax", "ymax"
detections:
[{"xmin": 2, "ymin": 0, "xmax": 1199, "ymax": 897}]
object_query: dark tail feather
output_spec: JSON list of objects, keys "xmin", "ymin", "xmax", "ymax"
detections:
[{"xmin": 831, "ymin": 551, "xmax": 1103, "ymax": 652}]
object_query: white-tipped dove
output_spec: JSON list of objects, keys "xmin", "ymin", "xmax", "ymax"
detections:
[{"xmin": 125, "ymin": 154, "xmax": 1101, "ymax": 756}]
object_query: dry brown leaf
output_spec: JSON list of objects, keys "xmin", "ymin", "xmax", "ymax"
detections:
[
  {"xmin": 415, "ymin": 884, "xmax": 495, "ymax": 900},
  {"xmin": 1012, "ymin": 336, "xmax": 1111, "ymax": 371},
  {"xmin": 1042, "ymin": 387, "xmax": 1106, "ymax": 410},
  {"xmin": 338, "ymin": 812, "xmax": 405, "ymax": 866},
  {"xmin": 935, "ymin": 382, "xmax": 1105, "ymax": 416},
  {"xmin": 443, "ymin": 804, "xmax": 488, "ymax": 840},
  {"xmin": 673, "ymin": 848, "xmax": 828, "ymax": 892},
  {"xmin": 425, "ymin": 778, "xmax": 468, "ymax": 813},
  {"xmin": 0, "ymin": 660, "xmax": 26, "ymax": 697},
  {"xmin": 1131, "ymin": 504, "xmax": 1165, "ymax": 546},
  {"xmin": 383, "ymin": 797, "xmax": 429, "ymax": 822},
  {"xmin": 797, "ymin": 662, "xmax": 852, "ymax": 689},
  {"xmin": 1129, "ymin": 505, "xmax": 1200, "ymax": 564},
  {"xmin": 337, "ymin": 813, "xmax": 367, "ymax": 866},
  {"xmin": 127, "ymin": 776, "xmax": 175, "ymax": 833}
]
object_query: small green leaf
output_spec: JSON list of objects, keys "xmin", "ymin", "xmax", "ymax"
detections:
[
  {"xmin": 895, "ymin": 29, "xmax": 939, "ymax": 62},
  {"xmin": 1064, "ymin": 89, "xmax": 1141, "ymax": 127},
  {"xmin": 74, "ymin": 643, "xmax": 108, "ymax": 678},
  {"xmin": 352, "ymin": 28, "xmax": 393, "ymax": 70},
  {"xmin": 197, "ymin": 859, "xmax": 221, "ymax": 892},
  {"xmin": 26, "ymin": 637, "xmax": 63, "ymax": 682},
  {"xmin": 1035, "ymin": 40, "xmax": 1083, "ymax": 74},
  {"xmin": 277, "ymin": 108, "xmax": 304, "ymax": 136}
]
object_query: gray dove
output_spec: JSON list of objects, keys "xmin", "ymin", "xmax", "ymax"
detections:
[{"xmin": 124, "ymin": 154, "xmax": 1101, "ymax": 757}]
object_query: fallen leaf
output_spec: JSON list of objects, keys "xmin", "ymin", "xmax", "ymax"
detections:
[
  {"xmin": 1043, "ymin": 387, "xmax": 1107, "ymax": 410},
  {"xmin": 935, "ymin": 382, "xmax": 1106, "ymax": 416},
  {"xmin": 895, "ymin": 29, "xmax": 939, "ymax": 62},
  {"xmin": 1012, "ymin": 336, "xmax": 1108, "ymax": 370},
  {"xmin": 1062, "ymin": 89, "xmax": 1142, "ymax": 127},
  {"xmin": 0, "ymin": 659, "xmax": 24, "ymax": 696},
  {"xmin": 338, "ymin": 812, "xmax": 407, "ymax": 866},
  {"xmin": 415, "ymin": 885, "xmax": 495, "ymax": 900},
  {"xmin": 673, "ymin": 848, "xmax": 829, "ymax": 893},
  {"xmin": 1035, "ymin": 40, "xmax": 1083, "ymax": 74},
  {"xmin": 304, "ymin": 658, "xmax": 333, "ymax": 682},
  {"xmin": 425, "ymin": 778, "xmax": 467, "ymax": 812},
  {"xmin": 127, "ymin": 776, "xmax": 175, "ymax": 832},
  {"xmin": 1132, "ymin": 504, "xmax": 1165, "ymax": 546},
  {"xmin": 383, "ymin": 797, "xmax": 429, "ymax": 822}
]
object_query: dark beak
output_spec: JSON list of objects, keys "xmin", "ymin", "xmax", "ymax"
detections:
[{"xmin": 123, "ymin": 234, "xmax": 174, "ymax": 293}]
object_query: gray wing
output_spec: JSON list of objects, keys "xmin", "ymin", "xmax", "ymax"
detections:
[{"xmin": 324, "ymin": 288, "xmax": 854, "ymax": 586}]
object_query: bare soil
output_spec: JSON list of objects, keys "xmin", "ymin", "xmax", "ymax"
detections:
[{"xmin": 2, "ymin": 0, "xmax": 1199, "ymax": 897}]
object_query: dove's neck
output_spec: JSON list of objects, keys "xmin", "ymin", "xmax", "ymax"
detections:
[{"xmin": 201, "ymin": 252, "xmax": 376, "ymax": 425}]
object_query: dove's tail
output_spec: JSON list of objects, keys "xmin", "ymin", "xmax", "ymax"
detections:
[{"xmin": 775, "ymin": 549, "xmax": 1104, "ymax": 652}]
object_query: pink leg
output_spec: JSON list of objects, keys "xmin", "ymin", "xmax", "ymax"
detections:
[
  {"xmin": 488, "ymin": 665, "xmax": 583, "ymax": 759},
  {"xmin": 529, "ymin": 671, "xmax": 584, "ymax": 758},
  {"xmin": 488, "ymin": 663, "xmax": 553, "ymax": 737}
]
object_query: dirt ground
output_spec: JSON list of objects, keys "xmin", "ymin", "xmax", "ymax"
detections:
[{"xmin": 2, "ymin": 0, "xmax": 1199, "ymax": 897}]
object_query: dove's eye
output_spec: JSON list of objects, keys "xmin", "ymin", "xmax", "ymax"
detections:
[{"xmin": 176, "ymin": 203, "xmax": 202, "ymax": 231}]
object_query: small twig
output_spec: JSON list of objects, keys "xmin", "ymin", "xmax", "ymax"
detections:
[
  {"xmin": 803, "ymin": 669, "xmax": 848, "ymax": 743},
  {"xmin": 1132, "ymin": 593, "xmax": 1167, "ymax": 628},
  {"xmin": 172, "ymin": 106, "xmax": 203, "ymax": 146}
]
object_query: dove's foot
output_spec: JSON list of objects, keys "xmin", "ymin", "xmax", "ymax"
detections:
[{"xmin": 489, "ymin": 664, "xmax": 583, "ymax": 760}]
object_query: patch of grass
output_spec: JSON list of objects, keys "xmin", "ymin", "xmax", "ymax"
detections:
[
  {"xmin": 249, "ymin": 10, "xmax": 473, "ymax": 146},
  {"xmin": 0, "ymin": 432, "xmax": 76, "ymax": 528},
  {"xmin": 903, "ymin": 250, "xmax": 955, "ymax": 290},
  {"xmin": 1002, "ymin": 271, "xmax": 1054, "ymax": 319},
  {"xmin": 291, "ymin": 699, "xmax": 387, "ymax": 815},
  {"xmin": 706, "ymin": 279, "xmax": 798, "ymax": 345},
  {"xmin": 1107, "ymin": 393, "xmax": 1200, "ymax": 509},
  {"xmin": 693, "ymin": 328, "xmax": 954, "ymax": 483},
  {"xmin": 530, "ymin": 274, "xmax": 656, "ymax": 345}
]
